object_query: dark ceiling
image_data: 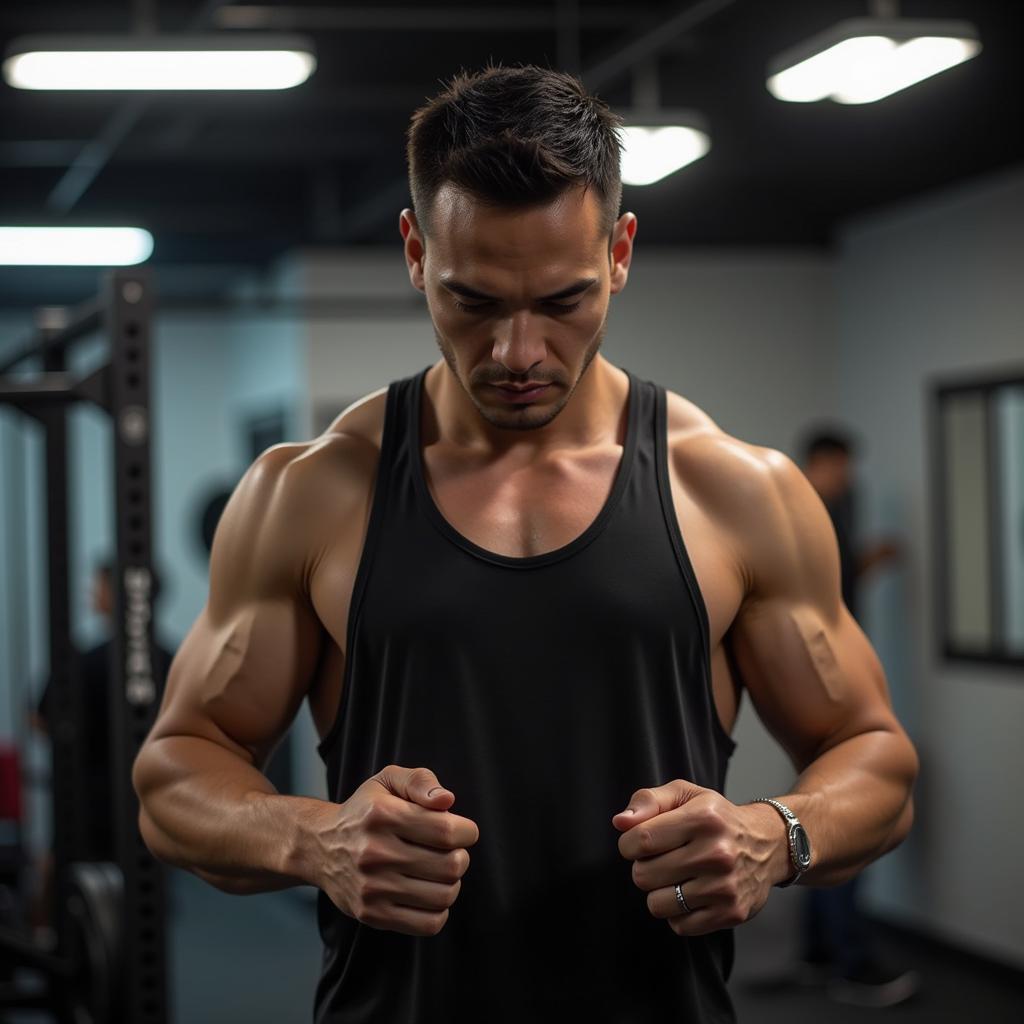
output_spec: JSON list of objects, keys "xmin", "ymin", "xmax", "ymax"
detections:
[{"xmin": 0, "ymin": 0, "xmax": 1021, "ymax": 309}]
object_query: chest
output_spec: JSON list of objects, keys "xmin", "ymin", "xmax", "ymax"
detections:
[
  {"xmin": 421, "ymin": 442, "xmax": 623, "ymax": 558},
  {"xmin": 307, "ymin": 435, "xmax": 745, "ymax": 730}
]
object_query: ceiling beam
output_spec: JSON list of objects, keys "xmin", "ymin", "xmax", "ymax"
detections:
[
  {"xmin": 0, "ymin": 141, "xmax": 83, "ymax": 167},
  {"xmin": 214, "ymin": 4, "xmax": 658, "ymax": 31},
  {"xmin": 330, "ymin": 0, "xmax": 740, "ymax": 242},
  {"xmin": 0, "ymin": 202, "xmax": 301, "ymax": 234},
  {"xmin": 584, "ymin": 0, "xmax": 737, "ymax": 91},
  {"xmin": 1, "ymin": 131, "xmax": 390, "ymax": 166},
  {"xmin": 4, "ymin": 85, "xmax": 430, "ymax": 113},
  {"xmin": 43, "ymin": 0, "xmax": 232, "ymax": 216},
  {"xmin": 334, "ymin": 177, "xmax": 413, "ymax": 243},
  {"xmin": 46, "ymin": 98, "xmax": 149, "ymax": 213}
]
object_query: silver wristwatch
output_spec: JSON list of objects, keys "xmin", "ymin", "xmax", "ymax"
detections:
[{"xmin": 750, "ymin": 797, "xmax": 812, "ymax": 888}]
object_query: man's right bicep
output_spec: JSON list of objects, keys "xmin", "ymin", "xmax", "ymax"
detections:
[
  {"xmin": 155, "ymin": 599, "xmax": 323, "ymax": 768},
  {"xmin": 150, "ymin": 446, "xmax": 325, "ymax": 769}
]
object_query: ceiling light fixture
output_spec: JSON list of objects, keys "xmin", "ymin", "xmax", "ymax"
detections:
[
  {"xmin": 0, "ymin": 227, "xmax": 154, "ymax": 266},
  {"xmin": 2, "ymin": 34, "xmax": 317, "ymax": 91},
  {"xmin": 616, "ymin": 61, "xmax": 710, "ymax": 186},
  {"xmin": 766, "ymin": 2, "xmax": 981, "ymax": 105},
  {"xmin": 618, "ymin": 112, "xmax": 711, "ymax": 186}
]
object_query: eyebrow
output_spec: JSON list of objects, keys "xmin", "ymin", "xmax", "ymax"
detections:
[{"xmin": 439, "ymin": 277, "xmax": 599, "ymax": 302}]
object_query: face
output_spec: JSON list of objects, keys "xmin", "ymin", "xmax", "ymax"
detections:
[
  {"xmin": 400, "ymin": 182, "xmax": 637, "ymax": 433},
  {"xmin": 91, "ymin": 569, "xmax": 114, "ymax": 618},
  {"xmin": 807, "ymin": 452, "xmax": 852, "ymax": 500}
]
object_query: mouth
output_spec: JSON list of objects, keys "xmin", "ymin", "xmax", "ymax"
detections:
[{"xmin": 490, "ymin": 383, "xmax": 551, "ymax": 403}]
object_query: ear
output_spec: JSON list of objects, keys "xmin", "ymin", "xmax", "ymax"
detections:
[
  {"xmin": 608, "ymin": 213, "xmax": 637, "ymax": 295},
  {"xmin": 400, "ymin": 209, "xmax": 426, "ymax": 290}
]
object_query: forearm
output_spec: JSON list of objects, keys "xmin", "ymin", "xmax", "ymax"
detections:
[
  {"xmin": 749, "ymin": 728, "xmax": 919, "ymax": 888},
  {"xmin": 140, "ymin": 804, "xmax": 307, "ymax": 894},
  {"xmin": 133, "ymin": 734, "xmax": 332, "ymax": 894}
]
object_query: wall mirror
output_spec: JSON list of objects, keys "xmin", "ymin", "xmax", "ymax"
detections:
[{"xmin": 932, "ymin": 367, "xmax": 1024, "ymax": 667}]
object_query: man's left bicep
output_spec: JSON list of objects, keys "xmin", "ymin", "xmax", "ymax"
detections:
[
  {"xmin": 728, "ymin": 595, "xmax": 899, "ymax": 773},
  {"xmin": 727, "ymin": 453, "xmax": 903, "ymax": 771}
]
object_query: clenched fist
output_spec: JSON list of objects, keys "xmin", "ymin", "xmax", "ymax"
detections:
[
  {"xmin": 314, "ymin": 765, "xmax": 480, "ymax": 936},
  {"xmin": 612, "ymin": 779, "xmax": 789, "ymax": 937}
]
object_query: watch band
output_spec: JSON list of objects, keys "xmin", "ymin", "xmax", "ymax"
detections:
[{"xmin": 750, "ymin": 797, "xmax": 808, "ymax": 888}]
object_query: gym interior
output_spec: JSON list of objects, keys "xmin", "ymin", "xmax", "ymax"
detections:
[{"xmin": 0, "ymin": 2, "xmax": 1022, "ymax": 1022}]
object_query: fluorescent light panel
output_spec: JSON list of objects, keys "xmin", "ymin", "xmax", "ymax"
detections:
[
  {"xmin": 617, "ymin": 110, "xmax": 710, "ymax": 186},
  {"xmin": 2, "ymin": 34, "xmax": 316, "ymax": 90},
  {"xmin": 0, "ymin": 228, "xmax": 154, "ymax": 266},
  {"xmin": 767, "ymin": 17, "xmax": 981, "ymax": 104}
]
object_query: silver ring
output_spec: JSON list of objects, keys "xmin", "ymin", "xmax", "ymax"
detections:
[{"xmin": 674, "ymin": 882, "xmax": 692, "ymax": 913}]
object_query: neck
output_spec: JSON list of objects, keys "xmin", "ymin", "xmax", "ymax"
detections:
[{"xmin": 423, "ymin": 356, "xmax": 629, "ymax": 459}]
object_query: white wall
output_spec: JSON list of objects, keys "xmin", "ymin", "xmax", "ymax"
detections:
[
  {"xmin": 609, "ymin": 247, "xmax": 839, "ymax": 448},
  {"xmin": 297, "ymin": 249, "xmax": 434, "ymax": 429},
  {"xmin": 836, "ymin": 164, "xmax": 1024, "ymax": 967}
]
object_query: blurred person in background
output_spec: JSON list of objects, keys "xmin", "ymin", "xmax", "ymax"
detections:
[
  {"xmin": 28, "ymin": 558, "xmax": 173, "ymax": 940},
  {"xmin": 796, "ymin": 428, "xmax": 920, "ymax": 1008}
]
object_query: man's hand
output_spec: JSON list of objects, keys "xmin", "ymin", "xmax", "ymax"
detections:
[
  {"xmin": 315, "ymin": 765, "xmax": 480, "ymax": 937},
  {"xmin": 611, "ymin": 779, "xmax": 791, "ymax": 937}
]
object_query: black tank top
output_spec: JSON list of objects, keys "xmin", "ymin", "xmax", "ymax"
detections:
[{"xmin": 314, "ymin": 365, "xmax": 738, "ymax": 1024}]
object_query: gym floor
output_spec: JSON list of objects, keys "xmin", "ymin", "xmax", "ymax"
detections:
[
  {"xmin": 3, "ymin": 862, "xmax": 1022, "ymax": 1022},
  {"xmin": 171, "ymin": 869, "xmax": 1024, "ymax": 1024},
  {"xmin": 729, "ymin": 880, "xmax": 1024, "ymax": 1024}
]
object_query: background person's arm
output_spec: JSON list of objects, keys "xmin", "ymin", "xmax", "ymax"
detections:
[
  {"xmin": 132, "ymin": 439, "xmax": 347, "ymax": 894},
  {"xmin": 722, "ymin": 448, "xmax": 920, "ymax": 888},
  {"xmin": 856, "ymin": 538, "xmax": 903, "ymax": 578}
]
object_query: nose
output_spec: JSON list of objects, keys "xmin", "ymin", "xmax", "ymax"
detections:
[{"xmin": 491, "ymin": 310, "xmax": 547, "ymax": 376}]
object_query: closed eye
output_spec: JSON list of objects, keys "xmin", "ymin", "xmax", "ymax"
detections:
[{"xmin": 452, "ymin": 299, "xmax": 582, "ymax": 314}]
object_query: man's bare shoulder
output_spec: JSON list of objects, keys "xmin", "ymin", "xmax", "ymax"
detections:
[
  {"xmin": 224, "ymin": 388, "xmax": 389, "ymax": 580},
  {"xmin": 322, "ymin": 385, "xmax": 389, "ymax": 450},
  {"xmin": 663, "ymin": 385, "xmax": 782, "ymax": 490},
  {"xmin": 209, "ymin": 428, "xmax": 378, "ymax": 600},
  {"xmin": 663, "ymin": 387, "xmax": 809, "ymax": 577},
  {"xmin": 259, "ymin": 385, "xmax": 389, "ymax": 497},
  {"xmin": 280, "ymin": 385, "xmax": 391, "ymax": 513},
  {"xmin": 255, "ymin": 428, "xmax": 379, "ymax": 502}
]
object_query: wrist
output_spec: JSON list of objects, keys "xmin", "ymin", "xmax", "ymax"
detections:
[
  {"xmin": 746, "ymin": 801, "xmax": 797, "ymax": 886},
  {"xmin": 252, "ymin": 792, "xmax": 335, "ymax": 888}
]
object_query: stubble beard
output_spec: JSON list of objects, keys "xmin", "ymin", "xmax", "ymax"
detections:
[{"xmin": 431, "ymin": 315, "xmax": 607, "ymax": 433}]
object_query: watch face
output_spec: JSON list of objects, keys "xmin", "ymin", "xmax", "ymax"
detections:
[{"xmin": 792, "ymin": 824, "xmax": 812, "ymax": 868}]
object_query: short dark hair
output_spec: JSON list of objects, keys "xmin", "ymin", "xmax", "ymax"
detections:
[
  {"xmin": 800, "ymin": 427, "xmax": 857, "ymax": 464},
  {"xmin": 405, "ymin": 61, "xmax": 624, "ymax": 246}
]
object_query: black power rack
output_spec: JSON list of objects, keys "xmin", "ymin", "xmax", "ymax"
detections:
[{"xmin": 0, "ymin": 267, "xmax": 168, "ymax": 1023}]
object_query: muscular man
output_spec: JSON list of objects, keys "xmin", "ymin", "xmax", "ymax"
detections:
[{"xmin": 133, "ymin": 64, "xmax": 919, "ymax": 1023}]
